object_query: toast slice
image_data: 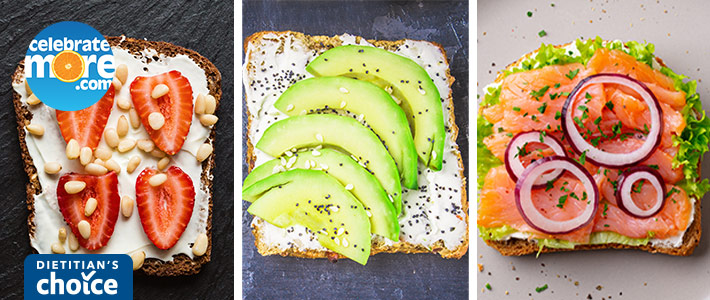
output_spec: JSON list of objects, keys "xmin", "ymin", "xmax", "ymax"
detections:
[
  {"xmin": 243, "ymin": 31, "xmax": 468, "ymax": 260},
  {"xmin": 12, "ymin": 36, "xmax": 221, "ymax": 275},
  {"xmin": 478, "ymin": 41, "xmax": 702, "ymax": 256}
]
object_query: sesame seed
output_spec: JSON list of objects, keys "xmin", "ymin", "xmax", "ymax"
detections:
[
  {"xmin": 286, "ymin": 104, "xmax": 294, "ymax": 111},
  {"xmin": 339, "ymin": 101, "xmax": 347, "ymax": 108},
  {"xmin": 366, "ymin": 211, "xmax": 372, "ymax": 217},
  {"xmin": 339, "ymin": 87, "xmax": 349, "ymax": 94},
  {"xmin": 315, "ymin": 133, "xmax": 324, "ymax": 142},
  {"xmin": 312, "ymin": 149, "xmax": 321, "ymax": 156},
  {"xmin": 345, "ymin": 184, "xmax": 354, "ymax": 190}
]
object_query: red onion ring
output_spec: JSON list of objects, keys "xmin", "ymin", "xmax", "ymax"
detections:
[
  {"xmin": 504, "ymin": 131, "xmax": 567, "ymax": 187},
  {"xmin": 515, "ymin": 156, "xmax": 600, "ymax": 234},
  {"xmin": 615, "ymin": 166, "xmax": 666, "ymax": 218},
  {"xmin": 561, "ymin": 74, "xmax": 663, "ymax": 168}
]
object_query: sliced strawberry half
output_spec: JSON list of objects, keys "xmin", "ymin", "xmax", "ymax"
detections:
[
  {"xmin": 57, "ymin": 172, "xmax": 120, "ymax": 250},
  {"xmin": 56, "ymin": 85, "xmax": 115, "ymax": 150},
  {"xmin": 130, "ymin": 71, "xmax": 193, "ymax": 155},
  {"xmin": 135, "ymin": 166, "xmax": 195, "ymax": 249}
]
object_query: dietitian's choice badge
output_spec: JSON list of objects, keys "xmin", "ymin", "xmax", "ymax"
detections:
[
  {"xmin": 24, "ymin": 254, "xmax": 132, "ymax": 299},
  {"xmin": 25, "ymin": 21, "xmax": 115, "ymax": 111}
]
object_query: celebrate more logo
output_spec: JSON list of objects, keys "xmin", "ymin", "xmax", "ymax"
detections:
[
  {"xmin": 25, "ymin": 21, "xmax": 115, "ymax": 111},
  {"xmin": 24, "ymin": 254, "xmax": 132, "ymax": 299}
]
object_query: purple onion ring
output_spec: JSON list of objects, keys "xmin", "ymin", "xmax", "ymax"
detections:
[
  {"xmin": 615, "ymin": 166, "xmax": 667, "ymax": 218},
  {"xmin": 504, "ymin": 131, "xmax": 567, "ymax": 187}
]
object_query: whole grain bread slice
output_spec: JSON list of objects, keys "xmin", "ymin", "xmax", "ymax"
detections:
[
  {"xmin": 478, "ymin": 41, "xmax": 702, "ymax": 256},
  {"xmin": 243, "ymin": 31, "xmax": 468, "ymax": 260},
  {"xmin": 12, "ymin": 36, "xmax": 221, "ymax": 275}
]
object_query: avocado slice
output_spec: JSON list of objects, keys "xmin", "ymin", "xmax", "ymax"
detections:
[
  {"xmin": 244, "ymin": 148, "xmax": 400, "ymax": 240},
  {"xmin": 244, "ymin": 169, "xmax": 371, "ymax": 265},
  {"xmin": 256, "ymin": 114, "xmax": 403, "ymax": 214},
  {"xmin": 274, "ymin": 76, "xmax": 418, "ymax": 189},
  {"xmin": 306, "ymin": 45, "xmax": 445, "ymax": 170}
]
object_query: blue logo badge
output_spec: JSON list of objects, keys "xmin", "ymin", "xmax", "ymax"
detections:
[
  {"xmin": 25, "ymin": 21, "xmax": 115, "ymax": 111},
  {"xmin": 24, "ymin": 254, "xmax": 132, "ymax": 299}
]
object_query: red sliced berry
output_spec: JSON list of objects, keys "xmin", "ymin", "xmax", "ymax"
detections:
[
  {"xmin": 130, "ymin": 71, "xmax": 193, "ymax": 155},
  {"xmin": 57, "ymin": 172, "xmax": 120, "ymax": 250},
  {"xmin": 56, "ymin": 85, "xmax": 115, "ymax": 150},
  {"xmin": 135, "ymin": 166, "xmax": 195, "ymax": 249}
]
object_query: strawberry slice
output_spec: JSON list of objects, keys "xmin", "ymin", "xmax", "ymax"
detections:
[
  {"xmin": 130, "ymin": 71, "xmax": 193, "ymax": 155},
  {"xmin": 135, "ymin": 166, "xmax": 195, "ymax": 249},
  {"xmin": 57, "ymin": 172, "xmax": 120, "ymax": 250},
  {"xmin": 56, "ymin": 85, "xmax": 115, "ymax": 150}
]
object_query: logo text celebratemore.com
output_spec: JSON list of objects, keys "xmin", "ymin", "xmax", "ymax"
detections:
[
  {"xmin": 35, "ymin": 259, "xmax": 119, "ymax": 296},
  {"xmin": 25, "ymin": 37, "xmax": 114, "ymax": 90}
]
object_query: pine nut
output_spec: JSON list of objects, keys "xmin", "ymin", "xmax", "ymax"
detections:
[
  {"xmin": 194, "ymin": 94, "xmax": 206, "ymax": 114},
  {"xmin": 199, "ymin": 114, "xmax": 218, "ymax": 126},
  {"xmin": 78, "ymin": 220, "xmax": 91, "ymax": 239},
  {"xmin": 196, "ymin": 143, "xmax": 213, "ymax": 162},
  {"xmin": 117, "ymin": 138, "xmax": 136, "ymax": 153},
  {"xmin": 25, "ymin": 80, "xmax": 32, "ymax": 95},
  {"xmin": 117, "ymin": 115, "xmax": 129, "ymax": 137},
  {"xmin": 27, "ymin": 93, "xmax": 41, "ymax": 105},
  {"xmin": 94, "ymin": 145, "xmax": 112, "ymax": 160},
  {"xmin": 68, "ymin": 232, "xmax": 79, "ymax": 251},
  {"xmin": 148, "ymin": 112, "xmax": 165, "ymax": 130},
  {"xmin": 129, "ymin": 108, "xmax": 141, "ymax": 128},
  {"xmin": 44, "ymin": 162, "xmax": 62, "ymax": 174},
  {"xmin": 85, "ymin": 163, "xmax": 108, "ymax": 176},
  {"xmin": 93, "ymin": 158, "xmax": 104, "ymax": 166},
  {"xmin": 66, "ymin": 139, "xmax": 80, "ymax": 159},
  {"xmin": 192, "ymin": 233, "xmax": 208, "ymax": 256},
  {"xmin": 150, "ymin": 149, "xmax": 166, "ymax": 158},
  {"xmin": 131, "ymin": 251, "xmax": 145, "ymax": 270},
  {"xmin": 58, "ymin": 227, "xmax": 67, "ymax": 242},
  {"xmin": 151, "ymin": 84, "xmax": 169, "ymax": 98},
  {"xmin": 127, "ymin": 156, "xmax": 141, "ymax": 173},
  {"xmin": 112, "ymin": 77, "xmax": 123, "ymax": 92},
  {"xmin": 149, "ymin": 174, "xmax": 167, "ymax": 186},
  {"xmin": 84, "ymin": 197, "xmax": 98, "ymax": 217},
  {"xmin": 104, "ymin": 128, "xmax": 120, "ymax": 148},
  {"xmin": 117, "ymin": 96, "xmax": 131, "ymax": 110},
  {"xmin": 204, "ymin": 95, "xmax": 216, "ymax": 114},
  {"xmin": 121, "ymin": 195, "xmax": 134, "ymax": 218},
  {"xmin": 26, "ymin": 123, "xmax": 44, "ymax": 136},
  {"xmin": 116, "ymin": 64, "xmax": 128, "ymax": 85},
  {"xmin": 79, "ymin": 147, "xmax": 93, "ymax": 166},
  {"xmin": 157, "ymin": 157, "xmax": 170, "ymax": 170},
  {"xmin": 104, "ymin": 159, "xmax": 121, "ymax": 174},
  {"xmin": 64, "ymin": 181, "xmax": 86, "ymax": 194},
  {"xmin": 137, "ymin": 139, "xmax": 155, "ymax": 152},
  {"xmin": 51, "ymin": 242, "xmax": 65, "ymax": 254}
]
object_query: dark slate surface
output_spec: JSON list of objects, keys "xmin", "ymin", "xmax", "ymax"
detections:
[
  {"xmin": 242, "ymin": 1, "xmax": 469, "ymax": 299},
  {"xmin": 0, "ymin": 1, "xmax": 234, "ymax": 299}
]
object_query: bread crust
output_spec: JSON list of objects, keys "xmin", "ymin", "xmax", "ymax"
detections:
[
  {"xmin": 12, "ymin": 36, "xmax": 221, "ymax": 275},
  {"xmin": 243, "ymin": 31, "xmax": 468, "ymax": 260},
  {"xmin": 478, "ymin": 41, "xmax": 702, "ymax": 256}
]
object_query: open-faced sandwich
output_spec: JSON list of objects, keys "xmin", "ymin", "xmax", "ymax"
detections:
[
  {"xmin": 13, "ymin": 36, "xmax": 220, "ymax": 275},
  {"xmin": 243, "ymin": 31, "xmax": 468, "ymax": 265},
  {"xmin": 478, "ymin": 38, "xmax": 710, "ymax": 256}
]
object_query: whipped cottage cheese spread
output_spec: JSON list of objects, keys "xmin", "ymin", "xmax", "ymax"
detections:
[
  {"xmin": 14, "ymin": 43, "xmax": 212, "ymax": 260},
  {"xmin": 244, "ymin": 33, "xmax": 467, "ymax": 252}
]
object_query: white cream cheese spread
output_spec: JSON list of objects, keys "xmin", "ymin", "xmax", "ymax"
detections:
[
  {"xmin": 14, "ymin": 42, "xmax": 213, "ymax": 260},
  {"xmin": 244, "ymin": 32, "xmax": 467, "ymax": 252}
]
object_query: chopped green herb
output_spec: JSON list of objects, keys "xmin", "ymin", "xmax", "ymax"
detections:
[
  {"xmin": 527, "ymin": 11, "xmax": 533, "ymax": 17},
  {"xmin": 513, "ymin": 106, "xmax": 521, "ymax": 112},
  {"xmin": 582, "ymin": 191, "xmax": 588, "ymax": 201},
  {"xmin": 565, "ymin": 69, "xmax": 580, "ymax": 80},
  {"xmin": 604, "ymin": 224, "xmax": 610, "ymax": 227},
  {"xmin": 603, "ymin": 203, "xmax": 609, "ymax": 216},
  {"xmin": 486, "ymin": 283, "xmax": 492, "ymax": 290},
  {"xmin": 538, "ymin": 102, "xmax": 548, "ymax": 114},
  {"xmin": 665, "ymin": 187, "xmax": 680, "ymax": 198},
  {"xmin": 554, "ymin": 111, "xmax": 562, "ymax": 120},
  {"xmin": 515, "ymin": 142, "xmax": 530, "ymax": 158},
  {"xmin": 523, "ymin": 112, "xmax": 529, "ymax": 117},
  {"xmin": 560, "ymin": 91, "xmax": 570, "ymax": 96},
  {"xmin": 648, "ymin": 164, "xmax": 659, "ymax": 170},
  {"xmin": 585, "ymin": 92, "xmax": 592, "ymax": 100},
  {"xmin": 577, "ymin": 105, "xmax": 588, "ymax": 112},
  {"xmin": 535, "ymin": 284, "xmax": 549, "ymax": 293},
  {"xmin": 531, "ymin": 115, "xmax": 538, "ymax": 121},
  {"xmin": 549, "ymin": 92, "xmax": 559, "ymax": 100},
  {"xmin": 530, "ymin": 85, "xmax": 550, "ymax": 100},
  {"xmin": 591, "ymin": 136, "xmax": 601, "ymax": 147},
  {"xmin": 498, "ymin": 127, "xmax": 505, "ymax": 133},
  {"xmin": 593, "ymin": 116, "xmax": 602, "ymax": 125},
  {"xmin": 605, "ymin": 100, "xmax": 614, "ymax": 110},
  {"xmin": 554, "ymin": 83, "xmax": 561, "ymax": 88},
  {"xmin": 538, "ymin": 30, "xmax": 547, "ymax": 37},
  {"xmin": 573, "ymin": 116, "xmax": 585, "ymax": 129},
  {"xmin": 545, "ymin": 180, "xmax": 554, "ymax": 191},
  {"xmin": 633, "ymin": 180, "xmax": 645, "ymax": 193},
  {"xmin": 557, "ymin": 194, "xmax": 568, "ymax": 208},
  {"xmin": 611, "ymin": 121, "xmax": 623, "ymax": 138},
  {"xmin": 506, "ymin": 132, "xmax": 513, "ymax": 137},
  {"xmin": 577, "ymin": 151, "xmax": 587, "ymax": 165},
  {"xmin": 570, "ymin": 192, "xmax": 579, "ymax": 200},
  {"xmin": 539, "ymin": 130, "xmax": 547, "ymax": 142}
]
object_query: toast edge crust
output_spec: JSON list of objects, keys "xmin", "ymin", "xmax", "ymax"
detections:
[
  {"xmin": 12, "ymin": 36, "xmax": 222, "ymax": 276},
  {"xmin": 243, "ymin": 31, "xmax": 469, "ymax": 260}
]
